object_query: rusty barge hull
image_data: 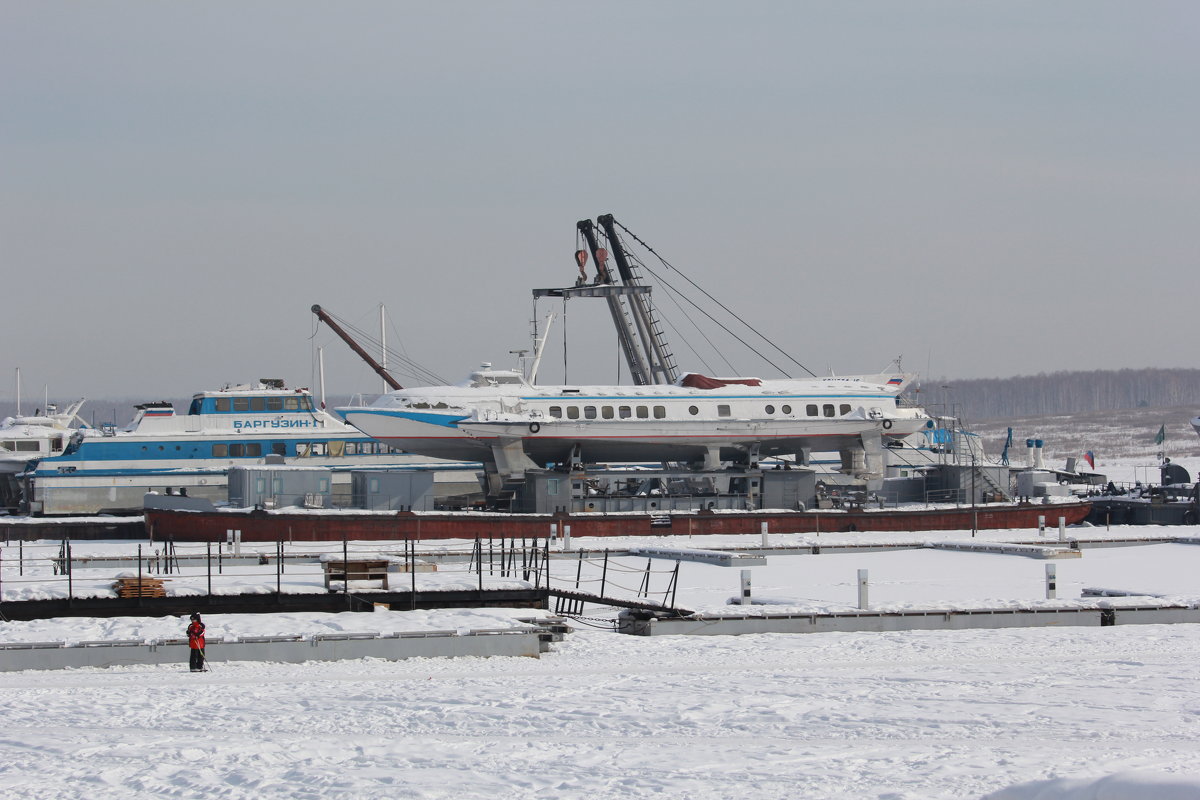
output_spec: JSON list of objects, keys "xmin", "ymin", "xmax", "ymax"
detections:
[{"xmin": 145, "ymin": 502, "xmax": 1092, "ymax": 542}]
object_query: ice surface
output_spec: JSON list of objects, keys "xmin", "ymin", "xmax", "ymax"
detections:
[{"xmin": 1, "ymin": 456, "xmax": 1198, "ymax": 798}]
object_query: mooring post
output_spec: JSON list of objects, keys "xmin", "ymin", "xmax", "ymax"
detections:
[
  {"xmin": 1045, "ymin": 563, "xmax": 1057, "ymax": 599},
  {"xmin": 1038, "ymin": 515, "xmax": 1046, "ymax": 537},
  {"xmin": 761, "ymin": 521, "xmax": 768, "ymax": 548},
  {"xmin": 66, "ymin": 540, "xmax": 73, "ymax": 602},
  {"xmin": 858, "ymin": 568, "xmax": 869, "ymax": 610},
  {"xmin": 1058, "ymin": 516, "xmax": 1066, "ymax": 542},
  {"xmin": 739, "ymin": 569, "xmax": 752, "ymax": 605},
  {"xmin": 550, "ymin": 524, "xmax": 557, "ymax": 547},
  {"xmin": 410, "ymin": 536, "xmax": 416, "ymax": 607},
  {"xmin": 563, "ymin": 524, "xmax": 572, "ymax": 552}
]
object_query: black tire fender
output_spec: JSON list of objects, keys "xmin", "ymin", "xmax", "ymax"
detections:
[{"xmin": 529, "ymin": 422, "xmax": 541, "ymax": 434}]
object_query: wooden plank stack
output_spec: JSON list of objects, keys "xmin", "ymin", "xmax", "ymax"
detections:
[{"xmin": 113, "ymin": 577, "xmax": 169, "ymax": 598}]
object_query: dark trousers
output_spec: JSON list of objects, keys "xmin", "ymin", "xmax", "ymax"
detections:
[{"xmin": 189, "ymin": 648, "xmax": 205, "ymax": 671}]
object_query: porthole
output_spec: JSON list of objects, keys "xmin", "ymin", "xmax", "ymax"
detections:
[
  {"xmin": 688, "ymin": 405, "xmax": 699, "ymax": 416},
  {"xmin": 781, "ymin": 405, "xmax": 792, "ymax": 414},
  {"xmin": 765, "ymin": 405, "xmax": 775, "ymax": 414}
]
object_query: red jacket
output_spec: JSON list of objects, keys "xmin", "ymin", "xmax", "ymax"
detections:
[{"xmin": 187, "ymin": 621, "xmax": 206, "ymax": 650}]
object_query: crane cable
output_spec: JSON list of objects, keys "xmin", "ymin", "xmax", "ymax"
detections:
[{"xmin": 611, "ymin": 219, "xmax": 818, "ymax": 378}]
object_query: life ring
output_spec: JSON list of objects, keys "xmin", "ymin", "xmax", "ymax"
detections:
[
  {"xmin": 529, "ymin": 422, "xmax": 541, "ymax": 434},
  {"xmin": 881, "ymin": 419, "xmax": 893, "ymax": 430}
]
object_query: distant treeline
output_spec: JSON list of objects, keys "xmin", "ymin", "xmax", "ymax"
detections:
[{"xmin": 919, "ymin": 368, "xmax": 1200, "ymax": 420}]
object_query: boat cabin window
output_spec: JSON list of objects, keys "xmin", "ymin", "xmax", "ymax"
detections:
[
  {"xmin": 250, "ymin": 398, "xmax": 266, "ymax": 411},
  {"xmin": 653, "ymin": 406, "xmax": 666, "ymax": 419},
  {"xmin": 765, "ymin": 405, "xmax": 775, "ymax": 414},
  {"xmin": 233, "ymin": 398, "xmax": 250, "ymax": 412},
  {"xmin": 782, "ymin": 405, "xmax": 792, "ymax": 414},
  {"xmin": 602, "ymin": 406, "xmax": 614, "ymax": 419},
  {"xmin": 567, "ymin": 407, "xmax": 580, "ymax": 420},
  {"xmin": 636, "ymin": 406, "xmax": 649, "ymax": 419},
  {"xmin": 310, "ymin": 442, "xmax": 327, "ymax": 456},
  {"xmin": 297, "ymin": 443, "xmax": 310, "ymax": 457},
  {"xmin": 823, "ymin": 404, "xmax": 835, "ymax": 417},
  {"xmin": 688, "ymin": 405, "xmax": 699, "ymax": 416},
  {"xmin": 619, "ymin": 406, "xmax": 632, "ymax": 419},
  {"xmin": 215, "ymin": 399, "xmax": 231, "ymax": 412},
  {"xmin": 806, "ymin": 404, "xmax": 818, "ymax": 416},
  {"xmin": 267, "ymin": 397, "xmax": 283, "ymax": 411},
  {"xmin": 549, "ymin": 406, "xmax": 563, "ymax": 419},
  {"xmin": 188, "ymin": 399, "xmax": 202, "ymax": 415},
  {"xmin": 284, "ymin": 397, "xmax": 300, "ymax": 411},
  {"xmin": 839, "ymin": 404, "xmax": 851, "ymax": 415},
  {"xmin": 229, "ymin": 443, "xmax": 262, "ymax": 457},
  {"xmin": 584, "ymin": 406, "xmax": 597, "ymax": 419},
  {"xmin": 212, "ymin": 444, "xmax": 228, "ymax": 457},
  {"xmin": 272, "ymin": 442, "xmax": 287, "ymax": 456},
  {"xmin": 717, "ymin": 405, "xmax": 731, "ymax": 417}
]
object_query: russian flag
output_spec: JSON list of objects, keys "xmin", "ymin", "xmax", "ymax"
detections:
[
  {"xmin": 886, "ymin": 377, "xmax": 904, "ymax": 386},
  {"xmin": 1083, "ymin": 451, "xmax": 1095, "ymax": 469}
]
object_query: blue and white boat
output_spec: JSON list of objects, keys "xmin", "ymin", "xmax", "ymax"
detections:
[{"xmin": 22, "ymin": 380, "xmax": 477, "ymax": 515}]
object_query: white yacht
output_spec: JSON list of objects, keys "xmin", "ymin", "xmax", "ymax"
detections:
[{"xmin": 0, "ymin": 400, "xmax": 87, "ymax": 474}]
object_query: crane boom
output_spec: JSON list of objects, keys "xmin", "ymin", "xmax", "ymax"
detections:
[{"xmin": 311, "ymin": 304, "xmax": 403, "ymax": 391}]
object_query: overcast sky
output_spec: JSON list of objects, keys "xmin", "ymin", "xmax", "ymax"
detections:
[{"xmin": 3, "ymin": 2, "xmax": 1197, "ymax": 407}]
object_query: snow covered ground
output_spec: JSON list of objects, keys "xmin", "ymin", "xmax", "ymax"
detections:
[{"xmin": 2, "ymin": 457, "xmax": 1199, "ymax": 798}]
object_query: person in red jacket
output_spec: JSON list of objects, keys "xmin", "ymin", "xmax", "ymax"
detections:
[{"xmin": 186, "ymin": 613, "xmax": 206, "ymax": 672}]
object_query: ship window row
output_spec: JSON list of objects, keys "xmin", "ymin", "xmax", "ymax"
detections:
[
  {"xmin": 541, "ymin": 402, "xmax": 854, "ymax": 419},
  {"xmin": 804, "ymin": 403, "xmax": 853, "ymax": 417},
  {"xmin": 209, "ymin": 396, "xmax": 313, "ymax": 413},
  {"xmin": 2, "ymin": 440, "xmax": 50, "ymax": 452},
  {"xmin": 548, "ymin": 405, "xmax": 668, "ymax": 420},
  {"xmin": 212, "ymin": 443, "xmax": 264, "ymax": 458},
  {"xmin": 210, "ymin": 440, "xmax": 397, "ymax": 458}
]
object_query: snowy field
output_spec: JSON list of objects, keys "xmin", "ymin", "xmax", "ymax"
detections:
[{"xmin": 2, "ymin": 456, "xmax": 1200, "ymax": 799}]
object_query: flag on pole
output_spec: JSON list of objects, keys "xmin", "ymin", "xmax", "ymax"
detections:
[
  {"xmin": 1154, "ymin": 425, "xmax": 1165, "ymax": 445},
  {"xmin": 1083, "ymin": 451, "xmax": 1095, "ymax": 469}
]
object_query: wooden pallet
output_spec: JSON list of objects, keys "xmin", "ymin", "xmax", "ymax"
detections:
[{"xmin": 113, "ymin": 577, "xmax": 169, "ymax": 598}]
